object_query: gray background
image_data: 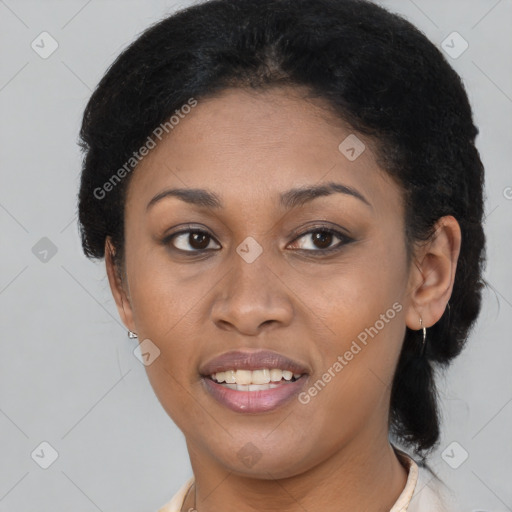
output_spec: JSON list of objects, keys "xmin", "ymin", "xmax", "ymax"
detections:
[{"xmin": 0, "ymin": 0, "xmax": 511, "ymax": 511}]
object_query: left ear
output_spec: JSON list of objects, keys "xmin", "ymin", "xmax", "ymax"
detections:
[{"xmin": 404, "ymin": 215, "xmax": 462, "ymax": 330}]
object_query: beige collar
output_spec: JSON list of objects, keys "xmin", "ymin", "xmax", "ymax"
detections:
[{"xmin": 390, "ymin": 445, "xmax": 419, "ymax": 512}]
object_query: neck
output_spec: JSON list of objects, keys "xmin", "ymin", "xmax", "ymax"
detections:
[{"xmin": 183, "ymin": 432, "xmax": 408, "ymax": 512}]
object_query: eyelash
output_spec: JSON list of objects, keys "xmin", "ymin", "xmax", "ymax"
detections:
[{"xmin": 162, "ymin": 225, "xmax": 354, "ymax": 256}]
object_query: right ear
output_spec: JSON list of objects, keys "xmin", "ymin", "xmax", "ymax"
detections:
[{"xmin": 105, "ymin": 237, "xmax": 136, "ymax": 333}]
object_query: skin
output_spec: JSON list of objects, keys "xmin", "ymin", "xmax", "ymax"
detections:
[{"xmin": 105, "ymin": 86, "xmax": 461, "ymax": 512}]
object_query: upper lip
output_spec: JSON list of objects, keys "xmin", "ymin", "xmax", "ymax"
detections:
[{"xmin": 199, "ymin": 349, "xmax": 310, "ymax": 376}]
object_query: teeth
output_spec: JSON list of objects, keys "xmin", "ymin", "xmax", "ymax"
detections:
[
  {"xmin": 211, "ymin": 368, "xmax": 303, "ymax": 385},
  {"xmin": 224, "ymin": 370, "xmax": 236, "ymax": 383},
  {"xmin": 235, "ymin": 369, "xmax": 252, "ymax": 385},
  {"xmin": 269, "ymin": 368, "xmax": 283, "ymax": 382},
  {"xmin": 252, "ymin": 369, "xmax": 270, "ymax": 384},
  {"xmin": 223, "ymin": 383, "xmax": 283, "ymax": 391}
]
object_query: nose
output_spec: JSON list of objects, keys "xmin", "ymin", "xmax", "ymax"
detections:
[{"xmin": 210, "ymin": 248, "xmax": 294, "ymax": 336}]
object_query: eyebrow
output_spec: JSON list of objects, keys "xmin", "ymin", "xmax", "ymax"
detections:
[{"xmin": 146, "ymin": 181, "xmax": 372, "ymax": 211}]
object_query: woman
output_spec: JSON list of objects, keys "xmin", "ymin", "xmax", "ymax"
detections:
[{"xmin": 77, "ymin": 0, "xmax": 486, "ymax": 510}]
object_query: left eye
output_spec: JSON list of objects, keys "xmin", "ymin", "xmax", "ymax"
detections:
[{"xmin": 289, "ymin": 228, "xmax": 350, "ymax": 252}]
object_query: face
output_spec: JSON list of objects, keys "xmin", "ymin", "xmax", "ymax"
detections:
[{"xmin": 108, "ymin": 86, "xmax": 421, "ymax": 478}]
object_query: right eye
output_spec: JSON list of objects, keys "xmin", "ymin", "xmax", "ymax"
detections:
[{"xmin": 165, "ymin": 229, "xmax": 221, "ymax": 253}]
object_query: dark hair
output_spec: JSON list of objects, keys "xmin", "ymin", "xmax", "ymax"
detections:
[{"xmin": 77, "ymin": 0, "xmax": 486, "ymax": 461}]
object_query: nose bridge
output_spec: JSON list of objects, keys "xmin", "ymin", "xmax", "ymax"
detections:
[
  {"xmin": 211, "ymin": 236, "xmax": 293, "ymax": 332},
  {"xmin": 232, "ymin": 240, "xmax": 273, "ymax": 296},
  {"xmin": 230, "ymin": 236, "xmax": 280, "ymax": 304}
]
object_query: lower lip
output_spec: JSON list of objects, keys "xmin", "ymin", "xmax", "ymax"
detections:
[{"xmin": 202, "ymin": 377, "xmax": 307, "ymax": 413}]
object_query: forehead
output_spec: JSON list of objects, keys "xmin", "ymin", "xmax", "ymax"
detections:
[{"xmin": 126, "ymin": 87, "xmax": 402, "ymax": 216}]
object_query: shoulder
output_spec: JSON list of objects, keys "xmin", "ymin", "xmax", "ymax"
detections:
[{"xmin": 156, "ymin": 476, "xmax": 194, "ymax": 512}]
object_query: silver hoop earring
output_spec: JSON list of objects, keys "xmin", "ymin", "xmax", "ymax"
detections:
[
  {"xmin": 419, "ymin": 317, "xmax": 427, "ymax": 355},
  {"xmin": 128, "ymin": 330, "xmax": 138, "ymax": 339}
]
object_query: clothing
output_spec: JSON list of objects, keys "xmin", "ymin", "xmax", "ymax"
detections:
[
  {"xmin": 156, "ymin": 445, "xmax": 458, "ymax": 512},
  {"xmin": 392, "ymin": 446, "xmax": 458, "ymax": 512}
]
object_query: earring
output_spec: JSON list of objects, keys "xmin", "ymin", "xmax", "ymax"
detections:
[
  {"xmin": 128, "ymin": 330, "xmax": 138, "ymax": 339},
  {"xmin": 419, "ymin": 317, "xmax": 427, "ymax": 355}
]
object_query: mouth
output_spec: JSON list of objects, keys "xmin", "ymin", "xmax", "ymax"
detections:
[{"xmin": 199, "ymin": 350, "xmax": 309, "ymax": 413}]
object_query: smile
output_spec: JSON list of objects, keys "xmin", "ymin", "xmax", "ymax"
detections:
[{"xmin": 200, "ymin": 350, "xmax": 310, "ymax": 413}]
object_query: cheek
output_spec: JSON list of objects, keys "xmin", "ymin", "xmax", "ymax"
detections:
[
  {"xmin": 124, "ymin": 250, "xmax": 206, "ymax": 391},
  {"xmin": 309, "ymin": 237, "xmax": 407, "ymax": 342},
  {"xmin": 126, "ymin": 244, "xmax": 213, "ymax": 333},
  {"xmin": 301, "ymin": 238, "xmax": 408, "ymax": 413}
]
